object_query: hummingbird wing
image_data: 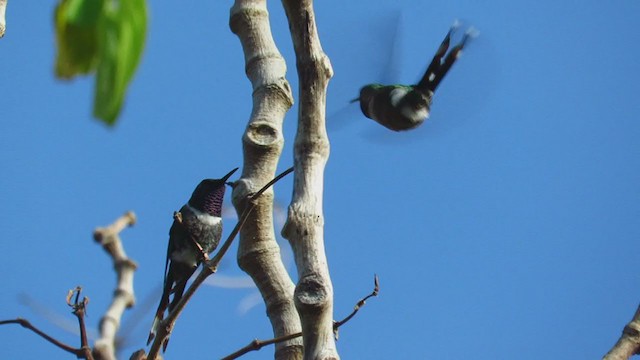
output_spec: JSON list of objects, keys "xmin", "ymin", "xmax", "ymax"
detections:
[{"xmin": 147, "ymin": 210, "xmax": 198, "ymax": 351}]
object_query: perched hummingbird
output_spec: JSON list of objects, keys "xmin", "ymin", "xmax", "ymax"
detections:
[
  {"xmin": 147, "ymin": 167, "xmax": 239, "ymax": 351},
  {"xmin": 353, "ymin": 23, "xmax": 476, "ymax": 132}
]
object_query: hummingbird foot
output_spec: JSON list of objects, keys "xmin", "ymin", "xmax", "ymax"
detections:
[
  {"xmin": 173, "ymin": 210, "xmax": 210, "ymax": 262},
  {"xmin": 191, "ymin": 239, "xmax": 209, "ymax": 263}
]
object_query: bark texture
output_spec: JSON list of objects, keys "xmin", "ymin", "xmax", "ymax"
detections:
[
  {"xmin": 603, "ymin": 305, "xmax": 640, "ymax": 360},
  {"xmin": 280, "ymin": 1, "xmax": 337, "ymax": 359},
  {"xmin": 0, "ymin": 0, "xmax": 6, "ymax": 38},
  {"xmin": 92, "ymin": 212, "xmax": 137, "ymax": 360},
  {"xmin": 229, "ymin": 1, "xmax": 303, "ymax": 359}
]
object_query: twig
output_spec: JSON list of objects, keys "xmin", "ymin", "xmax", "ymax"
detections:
[
  {"xmin": 0, "ymin": 318, "xmax": 83, "ymax": 356},
  {"xmin": 92, "ymin": 211, "xmax": 137, "ymax": 360},
  {"xmin": 0, "ymin": 213, "xmax": 136, "ymax": 359},
  {"xmin": 210, "ymin": 167, "xmax": 294, "ymax": 266},
  {"xmin": 146, "ymin": 167, "xmax": 294, "ymax": 360},
  {"xmin": 333, "ymin": 274, "xmax": 380, "ymax": 339},
  {"xmin": 67, "ymin": 287, "xmax": 93, "ymax": 360},
  {"xmin": 603, "ymin": 304, "xmax": 640, "ymax": 360},
  {"xmin": 222, "ymin": 274, "xmax": 380, "ymax": 360}
]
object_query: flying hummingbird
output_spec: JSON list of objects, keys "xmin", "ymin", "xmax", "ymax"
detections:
[
  {"xmin": 147, "ymin": 167, "xmax": 239, "ymax": 351},
  {"xmin": 352, "ymin": 23, "xmax": 477, "ymax": 132}
]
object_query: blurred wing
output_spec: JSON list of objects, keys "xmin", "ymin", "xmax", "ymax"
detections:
[{"xmin": 378, "ymin": 9, "xmax": 404, "ymax": 85}]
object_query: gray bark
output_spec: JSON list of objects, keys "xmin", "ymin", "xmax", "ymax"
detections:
[
  {"xmin": 229, "ymin": 1, "xmax": 303, "ymax": 359},
  {"xmin": 280, "ymin": 1, "xmax": 338, "ymax": 359},
  {"xmin": 603, "ymin": 305, "xmax": 640, "ymax": 360},
  {"xmin": 0, "ymin": 0, "xmax": 7, "ymax": 38},
  {"xmin": 92, "ymin": 212, "xmax": 137, "ymax": 360}
]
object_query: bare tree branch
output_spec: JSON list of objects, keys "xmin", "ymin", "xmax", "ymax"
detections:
[
  {"xmin": 66, "ymin": 287, "xmax": 93, "ymax": 360},
  {"xmin": 280, "ymin": 0, "xmax": 335, "ymax": 359},
  {"xmin": 0, "ymin": 318, "xmax": 83, "ymax": 357},
  {"xmin": 222, "ymin": 275, "xmax": 380, "ymax": 360},
  {"xmin": 229, "ymin": 0, "xmax": 302, "ymax": 359},
  {"xmin": 145, "ymin": 168, "xmax": 294, "ymax": 360},
  {"xmin": 603, "ymin": 304, "xmax": 640, "ymax": 360},
  {"xmin": 332, "ymin": 274, "xmax": 379, "ymax": 339},
  {"xmin": 0, "ymin": 212, "xmax": 136, "ymax": 359},
  {"xmin": 0, "ymin": 0, "xmax": 6, "ymax": 38},
  {"xmin": 92, "ymin": 211, "xmax": 137, "ymax": 360}
]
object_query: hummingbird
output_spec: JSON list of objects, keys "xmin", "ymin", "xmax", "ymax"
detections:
[
  {"xmin": 147, "ymin": 167, "xmax": 239, "ymax": 351},
  {"xmin": 352, "ymin": 23, "xmax": 477, "ymax": 132}
]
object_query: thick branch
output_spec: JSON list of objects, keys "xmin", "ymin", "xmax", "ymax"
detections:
[
  {"xmin": 280, "ymin": 0, "xmax": 335, "ymax": 359},
  {"xmin": 229, "ymin": 1, "xmax": 302, "ymax": 359},
  {"xmin": 0, "ymin": 0, "xmax": 6, "ymax": 38},
  {"xmin": 92, "ymin": 211, "xmax": 137, "ymax": 360},
  {"xmin": 603, "ymin": 304, "xmax": 640, "ymax": 360}
]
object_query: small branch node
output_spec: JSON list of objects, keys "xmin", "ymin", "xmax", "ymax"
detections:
[{"xmin": 223, "ymin": 275, "xmax": 379, "ymax": 359}]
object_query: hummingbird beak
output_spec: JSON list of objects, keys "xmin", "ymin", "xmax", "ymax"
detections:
[{"xmin": 221, "ymin": 167, "xmax": 239, "ymax": 183}]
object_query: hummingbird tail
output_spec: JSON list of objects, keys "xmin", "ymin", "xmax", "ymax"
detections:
[
  {"xmin": 147, "ymin": 316, "xmax": 160, "ymax": 345},
  {"xmin": 147, "ymin": 268, "xmax": 175, "ymax": 346},
  {"xmin": 418, "ymin": 23, "xmax": 477, "ymax": 93},
  {"xmin": 147, "ymin": 313, "xmax": 172, "ymax": 352},
  {"xmin": 168, "ymin": 278, "xmax": 188, "ymax": 313},
  {"xmin": 418, "ymin": 24, "xmax": 455, "ymax": 92}
]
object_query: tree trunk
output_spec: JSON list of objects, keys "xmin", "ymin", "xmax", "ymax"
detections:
[
  {"xmin": 280, "ymin": 1, "xmax": 338, "ymax": 359},
  {"xmin": 229, "ymin": 1, "xmax": 303, "ymax": 359}
]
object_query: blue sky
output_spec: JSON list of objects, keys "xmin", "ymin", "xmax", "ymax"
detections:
[{"xmin": 2, "ymin": 0, "xmax": 640, "ymax": 359}]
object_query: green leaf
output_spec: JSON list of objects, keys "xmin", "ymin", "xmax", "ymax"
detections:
[
  {"xmin": 93, "ymin": 0, "xmax": 148, "ymax": 125},
  {"xmin": 54, "ymin": 0, "xmax": 104, "ymax": 79},
  {"xmin": 64, "ymin": 0, "xmax": 102, "ymax": 26}
]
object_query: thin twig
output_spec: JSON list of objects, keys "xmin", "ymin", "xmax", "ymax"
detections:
[
  {"xmin": 0, "ymin": 318, "xmax": 83, "ymax": 356},
  {"xmin": 0, "ymin": 212, "xmax": 136, "ymax": 360},
  {"xmin": 210, "ymin": 166, "xmax": 294, "ymax": 267},
  {"xmin": 67, "ymin": 287, "xmax": 93, "ymax": 360},
  {"xmin": 222, "ymin": 274, "xmax": 380, "ymax": 360},
  {"xmin": 146, "ymin": 167, "xmax": 294, "ymax": 360},
  {"xmin": 333, "ymin": 274, "xmax": 380, "ymax": 338}
]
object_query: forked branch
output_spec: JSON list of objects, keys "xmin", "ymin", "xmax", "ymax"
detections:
[{"xmin": 222, "ymin": 275, "xmax": 380, "ymax": 360}]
